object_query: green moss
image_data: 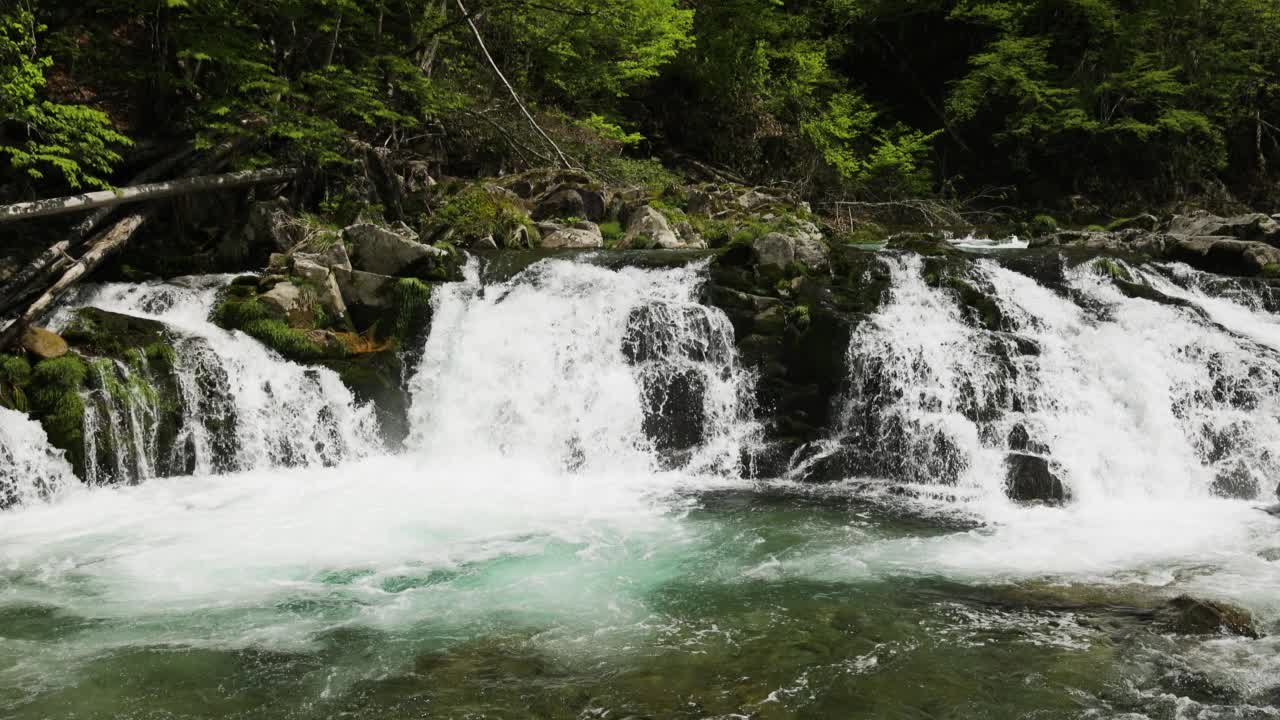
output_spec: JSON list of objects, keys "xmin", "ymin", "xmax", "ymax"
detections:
[
  {"xmin": 1262, "ymin": 263, "xmax": 1280, "ymax": 279},
  {"xmin": 29, "ymin": 355, "xmax": 89, "ymax": 470},
  {"xmin": 839, "ymin": 224, "xmax": 889, "ymax": 246},
  {"xmin": 1029, "ymin": 214, "xmax": 1059, "ymax": 236},
  {"xmin": 786, "ymin": 304, "xmax": 811, "ymax": 332},
  {"xmin": 599, "ymin": 221, "xmax": 625, "ymax": 247},
  {"xmin": 242, "ymin": 319, "xmax": 331, "ymax": 360},
  {"xmin": 596, "ymin": 157, "xmax": 682, "ymax": 195},
  {"xmin": 392, "ymin": 278, "xmax": 433, "ymax": 342},
  {"xmin": 145, "ymin": 342, "xmax": 177, "ymax": 372},
  {"xmin": 687, "ymin": 217, "xmax": 734, "ymax": 248},
  {"xmin": 432, "ymin": 186, "xmax": 535, "ymax": 248},
  {"xmin": 1096, "ymin": 257, "xmax": 1132, "ymax": 281},
  {"xmin": 212, "ymin": 294, "xmax": 272, "ymax": 331},
  {"xmin": 0, "ymin": 354, "xmax": 31, "ymax": 412}
]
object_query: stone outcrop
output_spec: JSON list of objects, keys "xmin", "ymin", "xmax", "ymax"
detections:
[
  {"xmin": 542, "ymin": 222, "xmax": 604, "ymax": 249},
  {"xmin": 1156, "ymin": 595, "xmax": 1260, "ymax": 638},
  {"xmin": 1004, "ymin": 453, "xmax": 1069, "ymax": 505},
  {"xmin": 346, "ymin": 223, "xmax": 444, "ymax": 276},
  {"xmin": 1168, "ymin": 211, "xmax": 1280, "ymax": 244},
  {"xmin": 619, "ymin": 206, "xmax": 683, "ymax": 249},
  {"xmin": 750, "ymin": 221, "xmax": 829, "ymax": 273}
]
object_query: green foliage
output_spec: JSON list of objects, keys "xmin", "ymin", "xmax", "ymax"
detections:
[
  {"xmin": 0, "ymin": 354, "xmax": 32, "ymax": 412},
  {"xmin": 242, "ymin": 320, "xmax": 330, "ymax": 360},
  {"xmin": 0, "ymin": 7, "xmax": 130, "ymax": 189},
  {"xmin": 598, "ymin": 221, "xmax": 625, "ymax": 247},
  {"xmin": 802, "ymin": 92, "xmax": 938, "ymax": 194},
  {"xmin": 392, "ymin": 278, "xmax": 432, "ymax": 342},
  {"xmin": 1029, "ymin": 214, "xmax": 1058, "ymax": 236},
  {"xmin": 596, "ymin": 157, "xmax": 683, "ymax": 194},
  {"xmin": 432, "ymin": 186, "xmax": 535, "ymax": 247}
]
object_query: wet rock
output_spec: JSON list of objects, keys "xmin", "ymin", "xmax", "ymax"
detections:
[
  {"xmin": 1169, "ymin": 210, "xmax": 1280, "ymax": 244},
  {"xmin": 542, "ymin": 222, "xmax": 604, "ymax": 249},
  {"xmin": 1004, "ymin": 453, "xmax": 1069, "ymax": 505},
  {"xmin": 334, "ymin": 268, "xmax": 396, "ymax": 309},
  {"xmin": 345, "ymin": 223, "xmax": 450, "ymax": 277},
  {"xmin": 1155, "ymin": 595, "xmax": 1259, "ymax": 638},
  {"xmin": 1167, "ymin": 236, "xmax": 1280, "ymax": 277},
  {"xmin": 1211, "ymin": 461, "xmax": 1261, "ymax": 499},
  {"xmin": 751, "ymin": 221, "xmax": 829, "ymax": 273},
  {"xmin": 532, "ymin": 186, "xmax": 607, "ymax": 222},
  {"xmin": 637, "ymin": 367, "xmax": 707, "ymax": 457},
  {"xmin": 293, "ymin": 258, "xmax": 349, "ymax": 324},
  {"xmin": 619, "ymin": 206, "xmax": 683, "ymax": 249},
  {"xmin": 1110, "ymin": 213, "xmax": 1160, "ymax": 232},
  {"xmin": 259, "ymin": 282, "xmax": 313, "ymax": 326},
  {"xmin": 244, "ymin": 198, "xmax": 297, "ymax": 251},
  {"xmin": 20, "ymin": 326, "xmax": 67, "ymax": 360}
]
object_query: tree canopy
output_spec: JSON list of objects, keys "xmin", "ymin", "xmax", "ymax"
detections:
[{"xmin": 2, "ymin": 0, "xmax": 1278, "ymax": 208}]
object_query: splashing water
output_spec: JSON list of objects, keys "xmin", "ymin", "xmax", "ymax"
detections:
[{"xmin": 0, "ymin": 407, "xmax": 76, "ymax": 508}]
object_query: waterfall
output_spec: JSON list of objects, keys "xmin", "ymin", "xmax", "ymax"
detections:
[
  {"xmin": 51, "ymin": 277, "xmax": 382, "ymax": 478},
  {"xmin": 823, "ymin": 252, "xmax": 1280, "ymax": 507},
  {"xmin": 0, "ymin": 407, "xmax": 76, "ymax": 508},
  {"xmin": 408, "ymin": 258, "xmax": 756, "ymax": 474}
]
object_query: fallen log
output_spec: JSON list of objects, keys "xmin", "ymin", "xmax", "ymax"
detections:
[
  {"xmin": 0, "ymin": 167, "xmax": 296, "ymax": 224},
  {"xmin": 0, "ymin": 147, "xmax": 195, "ymax": 315},
  {"xmin": 0, "ymin": 213, "xmax": 148, "ymax": 350}
]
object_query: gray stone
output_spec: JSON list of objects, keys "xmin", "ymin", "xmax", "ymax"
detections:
[
  {"xmin": 620, "ymin": 206, "xmax": 683, "ymax": 249},
  {"xmin": 293, "ymin": 259, "xmax": 348, "ymax": 323},
  {"xmin": 335, "ymin": 268, "xmax": 396, "ymax": 309},
  {"xmin": 245, "ymin": 198, "xmax": 297, "ymax": 251},
  {"xmin": 542, "ymin": 223, "xmax": 603, "ymax": 249},
  {"xmin": 1169, "ymin": 211, "xmax": 1280, "ymax": 243},
  {"xmin": 345, "ymin": 223, "xmax": 444, "ymax": 276},
  {"xmin": 750, "ymin": 221, "xmax": 829, "ymax": 272},
  {"xmin": 1156, "ymin": 595, "xmax": 1260, "ymax": 638},
  {"xmin": 1004, "ymin": 453, "xmax": 1069, "ymax": 505},
  {"xmin": 292, "ymin": 238, "xmax": 351, "ymax": 272},
  {"xmin": 532, "ymin": 184, "xmax": 606, "ymax": 222},
  {"xmin": 737, "ymin": 189, "xmax": 778, "ymax": 210},
  {"xmin": 259, "ymin": 282, "xmax": 311, "ymax": 326},
  {"xmin": 1168, "ymin": 236, "xmax": 1280, "ymax": 276}
]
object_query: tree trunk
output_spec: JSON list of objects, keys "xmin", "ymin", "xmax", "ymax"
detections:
[
  {"xmin": 0, "ymin": 167, "xmax": 296, "ymax": 224},
  {"xmin": 0, "ymin": 147, "xmax": 193, "ymax": 314},
  {"xmin": 455, "ymin": 0, "xmax": 573, "ymax": 170},
  {"xmin": 0, "ymin": 213, "xmax": 148, "ymax": 351}
]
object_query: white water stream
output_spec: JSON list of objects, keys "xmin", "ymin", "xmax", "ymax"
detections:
[{"xmin": 0, "ymin": 254, "xmax": 1277, "ymax": 717}]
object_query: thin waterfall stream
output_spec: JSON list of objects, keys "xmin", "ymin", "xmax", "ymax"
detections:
[{"xmin": 1, "ymin": 252, "xmax": 1278, "ymax": 719}]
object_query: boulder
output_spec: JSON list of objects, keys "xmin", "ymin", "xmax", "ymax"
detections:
[
  {"xmin": 334, "ymin": 268, "xmax": 396, "ymax": 310},
  {"xmin": 620, "ymin": 206, "xmax": 682, "ymax": 249},
  {"xmin": 1110, "ymin": 213, "xmax": 1160, "ymax": 232},
  {"xmin": 259, "ymin": 282, "xmax": 313, "ymax": 326},
  {"xmin": 541, "ymin": 222, "xmax": 603, "ymax": 249},
  {"xmin": 244, "ymin": 198, "xmax": 297, "ymax": 251},
  {"xmin": 293, "ymin": 238, "xmax": 351, "ymax": 272},
  {"xmin": 345, "ymin": 223, "xmax": 446, "ymax": 276},
  {"xmin": 1169, "ymin": 211, "xmax": 1280, "ymax": 244},
  {"xmin": 1004, "ymin": 453, "xmax": 1069, "ymax": 504},
  {"xmin": 20, "ymin": 326, "xmax": 68, "ymax": 360},
  {"xmin": 1166, "ymin": 236, "xmax": 1280, "ymax": 276},
  {"xmin": 737, "ymin": 189, "xmax": 778, "ymax": 210},
  {"xmin": 1156, "ymin": 595, "xmax": 1260, "ymax": 638},
  {"xmin": 294, "ymin": 258, "xmax": 349, "ymax": 324},
  {"xmin": 750, "ymin": 221, "xmax": 829, "ymax": 273},
  {"xmin": 532, "ymin": 185, "xmax": 607, "ymax": 222}
]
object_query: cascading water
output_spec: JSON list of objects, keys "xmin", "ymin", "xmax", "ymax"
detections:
[
  {"xmin": 51, "ymin": 277, "xmax": 382, "ymax": 477},
  {"xmin": 408, "ymin": 257, "xmax": 756, "ymax": 475},
  {"xmin": 0, "ymin": 407, "xmax": 76, "ymax": 508},
  {"xmin": 824, "ymin": 251, "xmax": 1280, "ymax": 510},
  {"xmin": 1, "ymin": 253, "xmax": 1278, "ymax": 719}
]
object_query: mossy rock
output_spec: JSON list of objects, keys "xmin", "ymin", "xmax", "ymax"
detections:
[
  {"xmin": 429, "ymin": 185, "xmax": 538, "ymax": 248},
  {"xmin": 63, "ymin": 307, "xmax": 174, "ymax": 358},
  {"xmin": 27, "ymin": 354, "xmax": 89, "ymax": 477},
  {"xmin": 320, "ymin": 350, "xmax": 409, "ymax": 449}
]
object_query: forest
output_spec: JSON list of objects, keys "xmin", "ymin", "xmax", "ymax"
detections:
[{"xmin": 2, "ymin": 0, "xmax": 1279, "ymax": 214}]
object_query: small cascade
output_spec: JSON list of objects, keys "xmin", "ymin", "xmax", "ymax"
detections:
[
  {"xmin": 819, "ymin": 252, "xmax": 1280, "ymax": 507},
  {"xmin": 53, "ymin": 277, "xmax": 381, "ymax": 478},
  {"xmin": 408, "ymin": 258, "xmax": 756, "ymax": 474},
  {"xmin": 0, "ymin": 407, "xmax": 76, "ymax": 508},
  {"xmin": 81, "ymin": 356, "xmax": 165, "ymax": 485}
]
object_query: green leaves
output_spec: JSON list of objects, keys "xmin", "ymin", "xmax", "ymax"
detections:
[{"xmin": 0, "ymin": 7, "xmax": 131, "ymax": 189}]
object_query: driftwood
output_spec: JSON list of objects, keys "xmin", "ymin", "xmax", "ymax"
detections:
[
  {"xmin": 0, "ymin": 167, "xmax": 296, "ymax": 224},
  {"xmin": 0, "ymin": 148, "xmax": 194, "ymax": 314},
  {"xmin": 0, "ymin": 161, "xmax": 295, "ymax": 352},
  {"xmin": 455, "ymin": 0, "xmax": 573, "ymax": 170}
]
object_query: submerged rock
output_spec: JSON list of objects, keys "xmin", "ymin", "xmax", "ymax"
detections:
[
  {"xmin": 1004, "ymin": 453, "xmax": 1069, "ymax": 505},
  {"xmin": 1155, "ymin": 595, "xmax": 1260, "ymax": 638}
]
